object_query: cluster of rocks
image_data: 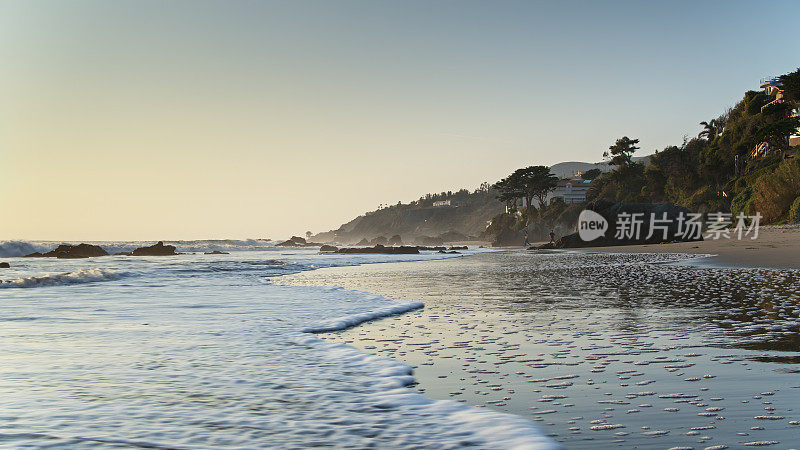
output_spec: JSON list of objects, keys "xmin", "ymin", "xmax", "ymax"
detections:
[
  {"xmin": 23, "ymin": 241, "xmax": 180, "ymax": 258},
  {"xmin": 335, "ymin": 245, "xmax": 420, "ymax": 255},
  {"xmin": 320, "ymin": 244, "xmax": 468, "ymax": 255},
  {"xmin": 346, "ymin": 232, "xmax": 474, "ymax": 247},
  {"xmin": 276, "ymin": 236, "xmax": 325, "ymax": 247},
  {"xmin": 25, "ymin": 244, "xmax": 109, "ymax": 259},
  {"xmin": 0, "ymin": 262, "xmax": 10, "ymax": 268},
  {"xmin": 352, "ymin": 235, "xmax": 405, "ymax": 247}
]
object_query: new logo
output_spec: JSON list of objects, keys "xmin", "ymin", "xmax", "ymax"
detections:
[{"xmin": 578, "ymin": 210, "xmax": 608, "ymax": 241}]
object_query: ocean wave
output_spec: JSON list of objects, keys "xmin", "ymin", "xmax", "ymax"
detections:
[
  {"xmin": 0, "ymin": 241, "xmax": 55, "ymax": 258},
  {"xmin": 161, "ymin": 239, "xmax": 276, "ymax": 253},
  {"xmin": 293, "ymin": 332, "xmax": 557, "ymax": 449},
  {"xmin": 0, "ymin": 268, "xmax": 123, "ymax": 289},
  {"xmin": 292, "ymin": 287, "xmax": 555, "ymax": 448},
  {"xmin": 302, "ymin": 295, "xmax": 424, "ymax": 333},
  {"xmin": 0, "ymin": 239, "xmax": 275, "ymax": 257}
]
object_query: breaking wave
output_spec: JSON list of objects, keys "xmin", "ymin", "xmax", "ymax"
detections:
[
  {"xmin": 0, "ymin": 239, "xmax": 275, "ymax": 257},
  {"xmin": 0, "ymin": 268, "xmax": 123, "ymax": 289},
  {"xmin": 0, "ymin": 241, "xmax": 54, "ymax": 258}
]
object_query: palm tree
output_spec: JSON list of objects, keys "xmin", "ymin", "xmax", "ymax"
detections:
[
  {"xmin": 699, "ymin": 115, "xmax": 727, "ymax": 141},
  {"xmin": 698, "ymin": 120, "xmax": 717, "ymax": 140}
]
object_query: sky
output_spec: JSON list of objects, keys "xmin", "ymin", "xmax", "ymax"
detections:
[{"xmin": 1, "ymin": 0, "xmax": 799, "ymax": 240}]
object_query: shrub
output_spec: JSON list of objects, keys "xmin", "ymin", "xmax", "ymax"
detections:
[
  {"xmin": 730, "ymin": 186, "xmax": 754, "ymax": 217},
  {"xmin": 789, "ymin": 197, "xmax": 800, "ymax": 223},
  {"xmin": 751, "ymin": 158, "xmax": 800, "ymax": 223}
]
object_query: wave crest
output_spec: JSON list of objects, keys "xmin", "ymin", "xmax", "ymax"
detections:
[
  {"xmin": 0, "ymin": 239, "xmax": 276, "ymax": 257},
  {"xmin": 0, "ymin": 268, "xmax": 123, "ymax": 289},
  {"xmin": 0, "ymin": 241, "xmax": 54, "ymax": 257}
]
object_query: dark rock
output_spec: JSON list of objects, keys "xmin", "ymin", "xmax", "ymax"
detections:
[
  {"xmin": 276, "ymin": 236, "xmax": 308, "ymax": 247},
  {"xmin": 335, "ymin": 245, "xmax": 420, "ymax": 255},
  {"xmin": 492, "ymin": 227, "xmax": 524, "ymax": 247},
  {"xmin": 417, "ymin": 246, "xmax": 447, "ymax": 251},
  {"xmin": 539, "ymin": 200, "xmax": 703, "ymax": 249},
  {"xmin": 387, "ymin": 234, "xmax": 403, "ymax": 246},
  {"xmin": 130, "ymin": 241, "xmax": 178, "ymax": 256},
  {"xmin": 448, "ymin": 246, "xmax": 468, "ymax": 250},
  {"xmin": 438, "ymin": 250, "xmax": 460, "ymax": 254},
  {"xmin": 25, "ymin": 243, "xmax": 108, "ymax": 259},
  {"xmin": 204, "ymin": 250, "xmax": 229, "ymax": 255},
  {"xmin": 319, "ymin": 245, "xmax": 338, "ymax": 252},
  {"xmin": 0, "ymin": 262, "xmax": 9, "ymax": 268}
]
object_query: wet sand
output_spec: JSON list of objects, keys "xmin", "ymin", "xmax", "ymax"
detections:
[{"xmin": 277, "ymin": 251, "xmax": 800, "ymax": 448}]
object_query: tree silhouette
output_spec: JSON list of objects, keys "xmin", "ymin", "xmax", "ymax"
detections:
[{"xmin": 603, "ymin": 136, "xmax": 640, "ymax": 167}]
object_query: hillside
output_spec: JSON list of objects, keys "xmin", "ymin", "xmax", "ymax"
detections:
[
  {"xmin": 312, "ymin": 157, "xmax": 632, "ymax": 245},
  {"xmin": 313, "ymin": 186, "xmax": 504, "ymax": 245}
]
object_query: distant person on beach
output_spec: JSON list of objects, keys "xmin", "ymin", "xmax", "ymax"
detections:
[
  {"xmin": 549, "ymin": 230, "xmax": 556, "ymax": 244},
  {"xmin": 523, "ymin": 230, "xmax": 530, "ymax": 247}
]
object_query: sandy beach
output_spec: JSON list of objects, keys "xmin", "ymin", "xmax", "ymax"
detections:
[
  {"xmin": 567, "ymin": 225, "xmax": 800, "ymax": 270},
  {"xmin": 279, "ymin": 249, "xmax": 800, "ymax": 448}
]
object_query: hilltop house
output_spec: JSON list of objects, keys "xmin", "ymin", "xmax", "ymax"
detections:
[
  {"xmin": 432, "ymin": 199, "xmax": 465, "ymax": 207},
  {"xmin": 520, "ymin": 177, "xmax": 593, "ymax": 209},
  {"xmin": 550, "ymin": 178, "xmax": 593, "ymax": 204}
]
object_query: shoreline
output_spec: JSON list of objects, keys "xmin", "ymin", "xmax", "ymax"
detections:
[{"xmin": 537, "ymin": 225, "xmax": 800, "ymax": 270}]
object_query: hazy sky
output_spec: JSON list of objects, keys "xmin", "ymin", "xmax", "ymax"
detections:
[{"xmin": 2, "ymin": 0, "xmax": 798, "ymax": 240}]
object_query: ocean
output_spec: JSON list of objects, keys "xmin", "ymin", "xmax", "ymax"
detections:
[{"xmin": 0, "ymin": 241, "xmax": 555, "ymax": 449}]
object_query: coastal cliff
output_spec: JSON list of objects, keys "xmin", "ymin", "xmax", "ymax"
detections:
[{"xmin": 313, "ymin": 186, "xmax": 504, "ymax": 245}]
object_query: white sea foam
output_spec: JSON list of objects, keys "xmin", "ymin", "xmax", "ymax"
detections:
[
  {"xmin": 290, "ymin": 286, "xmax": 557, "ymax": 449},
  {"xmin": 293, "ymin": 332, "xmax": 558, "ymax": 449},
  {"xmin": 0, "ymin": 240, "xmax": 54, "ymax": 257},
  {"xmin": 302, "ymin": 290, "xmax": 425, "ymax": 333},
  {"xmin": 0, "ymin": 268, "xmax": 122, "ymax": 288}
]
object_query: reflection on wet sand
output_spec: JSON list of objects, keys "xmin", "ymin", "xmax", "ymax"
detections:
[{"xmin": 278, "ymin": 251, "xmax": 800, "ymax": 448}]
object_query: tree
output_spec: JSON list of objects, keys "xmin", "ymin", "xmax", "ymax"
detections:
[
  {"xmin": 778, "ymin": 67, "xmax": 800, "ymax": 103},
  {"xmin": 495, "ymin": 166, "xmax": 558, "ymax": 210},
  {"xmin": 755, "ymin": 101, "xmax": 800, "ymax": 158},
  {"xmin": 518, "ymin": 166, "xmax": 559, "ymax": 208},
  {"xmin": 756, "ymin": 119, "xmax": 800, "ymax": 159},
  {"xmin": 493, "ymin": 172, "xmax": 524, "ymax": 212},
  {"xmin": 699, "ymin": 119, "xmax": 721, "ymax": 140},
  {"xmin": 698, "ymin": 112, "xmax": 729, "ymax": 141},
  {"xmin": 581, "ymin": 168, "xmax": 602, "ymax": 180},
  {"xmin": 603, "ymin": 136, "xmax": 640, "ymax": 167}
]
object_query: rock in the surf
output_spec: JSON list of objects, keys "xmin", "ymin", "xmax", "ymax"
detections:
[
  {"xmin": 24, "ymin": 243, "xmax": 109, "ymax": 259},
  {"xmin": 129, "ymin": 241, "xmax": 178, "ymax": 256}
]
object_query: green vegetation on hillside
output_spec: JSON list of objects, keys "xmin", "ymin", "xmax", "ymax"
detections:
[
  {"xmin": 317, "ymin": 67, "xmax": 800, "ymax": 245},
  {"xmin": 490, "ymin": 67, "xmax": 800, "ymax": 245},
  {"xmin": 587, "ymin": 67, "xmax": 800, "ymax": 223},
  {"xmin": 313, "ymin": 183, "xmax": 504, "ymax": 244}
]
